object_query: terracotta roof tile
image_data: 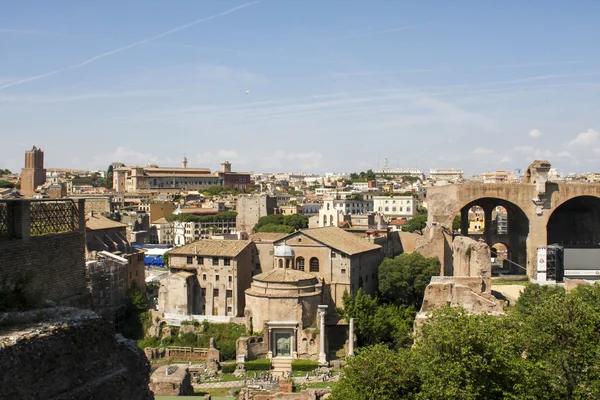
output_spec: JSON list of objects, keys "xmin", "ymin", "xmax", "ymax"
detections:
[
  {"xmin": 167, "ymin": 239, "xmax": 252, "ymax": 257},
  {"xmin": 86, "ymin": 214, "xmax": 126, "ymax": 230}
]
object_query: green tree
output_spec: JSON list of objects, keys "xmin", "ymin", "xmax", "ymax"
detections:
[
  {"xmin": 452, "ymin": 215, "xmax": 461, "ymax": 231},
  {"xmin": 0, "ymin": 168, "xmax": 12, "ymax": 176},
  {"xmin": 331, "ymin": 344, "xmax": 419, "ymax": 400},
  {"xmin": 282, "ymin": 214, "xmax": 309, "ymax": 230},
  {"xmin": 402, "ymin": 213, "xmax": 428, "ymax": 235},
  {"xmin": 106, "ymin": 164, "xmax": 114, "ymax": 189},
  {"xmin": 349, "ymin": 172, "xmax": 359, "ymax": 181},
  {"xmin": 512, "ymin": 284, "xmax": 600, "ymax": 399},
  {"xmin": 256, "ymin": 224, "xmax": 295, "ymax": 234},
  {"xmin": 204, "ymin": 185, "xmax": 224, "ymax": 196},
  {"xmin": 0, "ymin": 180, "xmax": 15, "ymax": 189},
  {"xmin": 414, "ymin": 307, "xmax": 527, "ymax": 400},
  {"xmin": 378, "ymin": 253, "xmax": 440, "ymax": 309},
  {"xmin": 338, "ymin": 289, "xmax": 414, "ymax": 348},
  {"xmin": 365, "ymin": 169, "xmax": 376, "ymax": 180}
]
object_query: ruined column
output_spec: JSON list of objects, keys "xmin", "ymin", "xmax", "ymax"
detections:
[
  {"xmin": 348, "ymin": 318, "xmax": 355, "ymax": 357},
  {"xmin": 267, "ymin": 328, "xmax": 273, "ymax": 359},
  {"xmin": 460, "ymin": 207, "xmax": 469, "ymax": 236},
  {"xmin": 293, "ymin": 328, "xmax": 298, "ymax": 359},
  {"xmin": 483, "ymin": 205, "xmax": 494, "ymax": 246},
  {"xmin": 318, "ymin": 305, "xmax": 328, "ymax": 365}
]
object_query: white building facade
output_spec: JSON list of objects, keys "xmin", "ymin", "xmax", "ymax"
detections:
[{"xmin": 372, "ymin": 195, "xmax": 416, "ymax": 218}]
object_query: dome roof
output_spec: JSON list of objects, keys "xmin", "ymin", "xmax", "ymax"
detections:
[
  {"xmin": 253, "ymin": 268, "xmax": 317, "ymax": 284},
  {"xmin": 274, "ymin": 244, "xmax": 295, "ymax": 257}
]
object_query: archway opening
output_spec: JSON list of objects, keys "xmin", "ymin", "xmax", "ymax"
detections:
[
  {"xmin": 547, "ymin": 196, "xmax": 600, "ymax": 247},
  {"xmin": 459, "ymin": 197, "xmax": 529, "ymax": 275},
  {"xmin": 547, "ymin": 196, "xmax": 600, "ymax": 281},
  {"xmin": 491, "ymin": 242, "xmax": 509, "ymax": 274}
]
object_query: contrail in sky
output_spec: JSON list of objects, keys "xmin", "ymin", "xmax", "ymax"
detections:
[{"xmin": 0, "ymin": 1, "xmax": 261, "ymax": 91}]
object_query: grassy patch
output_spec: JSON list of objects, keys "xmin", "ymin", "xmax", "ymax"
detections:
[
  {"xmin": 294, "ymin": 380, "xmax": 338, "ymax": 392},
  {"xmin": 491, "ymin": 280, "xmax": 531, "ymax": 286}
]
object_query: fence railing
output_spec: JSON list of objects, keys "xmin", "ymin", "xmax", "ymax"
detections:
[{"xmin": 0, "ymin": 199, "xmax": 85, "ymax": 241}]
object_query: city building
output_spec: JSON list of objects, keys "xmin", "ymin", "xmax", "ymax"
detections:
[
  {"xmin": 85, "ymin": 212, "xmax": 146, "ymax": 290},
  {"xmin": 428, "ymin": 168, "xmax": 464, "ymax": 182},
  {"xmin": 20, "ymin": 146, "xmax": 46, "ymax": 197},
  {"xmin": 372, "ymin": 195, "xmax": 416, "ymax": 218},
  {"xmin": 113, "ymin": 164, "xmax": 218, "ymax": 193},
  {"xmin": 236, "ymin": 193, "xmax": 277, "ymax": 233},
  {"xmin": 217, "ymin": 161, "xmax": 252, "ymax": 190},
  {"xmin": 158, "ymin": 240, "xmax": 259, "ymax": 318}
]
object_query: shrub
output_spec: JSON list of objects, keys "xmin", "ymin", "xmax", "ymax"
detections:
[
  {"xmin": 221, "ymin": 363, "xmax": 236, "ymax": 374},
  {"xmin": 292, "ymin": 359, "xmax": 319, "ymax": 372},
  {"xmin": 245, "ymin": 359, "xmax": 272, "ymax": 371}
]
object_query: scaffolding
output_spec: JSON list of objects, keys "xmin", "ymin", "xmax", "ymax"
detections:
[{"xmin": 86, "ymin": 251, "xmax": 128, "ymax": 330}]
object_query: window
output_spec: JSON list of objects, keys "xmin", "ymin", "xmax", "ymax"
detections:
[
  {"xmin": 331, "ymin": 252, "xmax": 337, "ymax": 258},
  {"xmin": 297, "ymin": 257, "xmax": 305, "ymax": 271},
  {"xmin": 341, "ymin": 268, "xmax": 346, "ymax": 274},
  {"xmin": 278, "ymin": 259, "xmax": 283, "ymax": 268},
  {"xmin": 224, "ymin": 258, "xmax": 231, "ymax": 266},
  {"xmin": 201, "ymin": 288, "xmax": 206, "ymax": 296},
  {"xmin": 186, "ymin": 256, "xmax": 193, "ymax": 264},
  {"xmin": 392, "ymin": 207, "xmax": 396, "ymax": 212},
  {"xmin": 228, "ymin": 275, "xmax": 233, "ymax": 283},
  {"xmin": 227, "ymin": 306, "xmax": 232, "ymax": 313},
  {"xmin": 226, "ymin": 290, "xmax": 232, "ymax": 297},
  {"xmin": 310, "ymin": 257, "xmax": 319, "ymax": 273},
  {"xmin": 197, "ymin": 256, "xmax": 203, "ymax": 265},
  {"xmin": 213, "ymin": 258, "xmax": 219, "ymax": 266},
  {"xmin": 215, "ymin": 274, "xmax": 220, "ymax": 281},
  {"xmin": 202, "ymin": 274, "xmax": 207, "ymax": 281},
  {"xmin": 385, "ymin": 207, "xmax": 389, "ymax": 212},
  {"xmin": 213, "ymin": 289, "xmax": 219, "ymax": 297},
  {"xmin": 286, "ymin": 259, "xmax": 291, "ymax": 269}
]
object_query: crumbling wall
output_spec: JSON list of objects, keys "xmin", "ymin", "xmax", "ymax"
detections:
[
  {"xmin": 0, "ymin": 307, "xmax": 153, "ymax": 400},
  {"xmin": 149, "ymin": 365, "xmax": 194, "ymax": 396},
  {"xmin": 415, "ymin": 236, "xmax": 504, "ymax": 333}
]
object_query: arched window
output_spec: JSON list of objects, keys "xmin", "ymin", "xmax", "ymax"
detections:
[
  {"xmin": 322, "ymin": 215, "xmax": 327, "ymax": 226},
  {"xmin": 285, "ymin": 259, "xmax": 291, "ymax": 269},
  {"xmin": 329, "ymin": 215, "xmax": 334, "ymax": 226},
  {"xmin": 310, "ymin": 257, "xmax": 319, "ymax": 273},
  {"xmin": 278, "ymin": 259, "xmax": 283, "ymax": 268},
  {"xmin": 296, "ymin": 257, "xmax": 305, "ymax": 271}
]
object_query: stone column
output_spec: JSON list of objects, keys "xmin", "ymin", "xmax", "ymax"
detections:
[
  {"xmin": 483, "ymin": 205, "xmax": 494, "ymax": 246},
  {"xmin": 267, "ymin": 328, "xmax": 273, "ymax": 359},
  {"xmin": 460, "ymin": 207, "xmax": 469, "ymax": 236},
  {"xmin": 318, "ymin": 305, "xmax": 328, "ymax": 365},
  {"xmin": 293, "ymin": 328, "xmax": 298, "ymax": 359},
  {"xmin": 348, "ymin": 318, "xmax": 355, "ymax": 357}
]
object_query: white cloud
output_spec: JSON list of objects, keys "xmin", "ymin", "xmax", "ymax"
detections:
[
  {"xmin": 528, "ymin": 129, "xmax": 542, "ymax": 138},
  {"xmin": 194, "ymin": 150, "xmax": 246, "ymax": 167},
  {"xmin": 260, "ymin": 151, "xmax": 323, "ymax": 171},
  {"xmin": 472, "ymin": 147, "xmax": 493, "ymax": 155},
  {"xmin": 569, "ymin": 129, "xmax": 599, "ymax": 148}
]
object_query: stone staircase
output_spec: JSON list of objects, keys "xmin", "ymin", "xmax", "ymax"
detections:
[{"xmin": 271, "ymin": 357, "xmax": 293, "ymax": 373}]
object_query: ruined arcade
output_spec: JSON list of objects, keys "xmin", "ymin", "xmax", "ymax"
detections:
[{"xmin": 418, "ymin": 160, "xmax": 600, "ymax": 279}]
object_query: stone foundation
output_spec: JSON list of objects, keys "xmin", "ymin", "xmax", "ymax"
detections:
[
  {"xmin": 149, "ymin": 365, "xmax": 194, "ymax": 396},
  {"xmin": 0, "ymin": 307, "xmax": 153, "ymax": 399}
]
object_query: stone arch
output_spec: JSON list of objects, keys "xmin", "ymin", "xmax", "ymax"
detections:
[
  {"xmin": 459, "ymin": 197, "xmax": 529, "ymax": 275},
  {"xmin": 491, "ymin": 242, "xmax": 510, "ymax": 274},
  {"xmin": 547, "ymin": 195, "xmax": 600, "ymax": 248}
]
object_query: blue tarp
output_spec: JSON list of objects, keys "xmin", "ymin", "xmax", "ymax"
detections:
[{"xmin": 145, "ymin": 256, "xmax": 164, "ymax": 267}]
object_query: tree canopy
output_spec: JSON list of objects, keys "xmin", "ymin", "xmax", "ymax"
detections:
[
  {"xmin": 334, "ymin": 283, "xmax": 600, "ymax": 400},
  {"xmin": 378, "ymin": 253, "xmax": 440, "ymax": 309},
  {"xmin": 0, "ymin": 169, "xmax": 12, "ymax": 176},
  {"xmin": 165, "ymin": 211, "xmax": 237, "ymax": 223},
  {"xmin": 401, "ymin": 213, "xmax": 428, "ymax": 235},
  {"xmin": 0, "ymin": 180, "xmax": 15, "ymax": 189},
  {"xmin": 253, "ymin": 213, "xmax": 308, "ymax": 233}
]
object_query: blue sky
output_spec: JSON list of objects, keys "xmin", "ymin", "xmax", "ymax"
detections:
[{"xmin": 1, "ymin": 0, "xmax": 600, "ymax": 175}]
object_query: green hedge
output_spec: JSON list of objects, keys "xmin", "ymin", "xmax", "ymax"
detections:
[
  {"xmin": 291, "ymin": 359, "xmax": 319, "ymax": 371},
  {"xmin": 221, "ymin": 363, "xmax": 236, "ymax": 374},
  {"xmin": 245, "ymin": 359, "xmax": 272, "ymax": 371}
]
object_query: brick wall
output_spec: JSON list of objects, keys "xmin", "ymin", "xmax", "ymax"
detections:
[{"xmin": 0, "ymin": 231, "xmax": 87, "ymax": 304}]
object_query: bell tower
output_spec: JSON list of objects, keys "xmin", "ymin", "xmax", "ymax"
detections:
[{"xmin": 20, "ymin": 146, "xmax": 46, "ymax": 197}]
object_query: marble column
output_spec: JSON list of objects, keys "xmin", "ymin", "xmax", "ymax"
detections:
[
  {"xmin": 267, "ymin": 328, "xmax": 273, "ymax": 358},
  {"xmin": 293, "ymin": 328, "xmax": 298, "ymax": 359},
  {"xmin": 318, "ymin": 305, "xmax": 328, "ymax": 365},
  {"xmin": 348, "ymin": 318, "xmax": 355, "ymax": 357}
]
